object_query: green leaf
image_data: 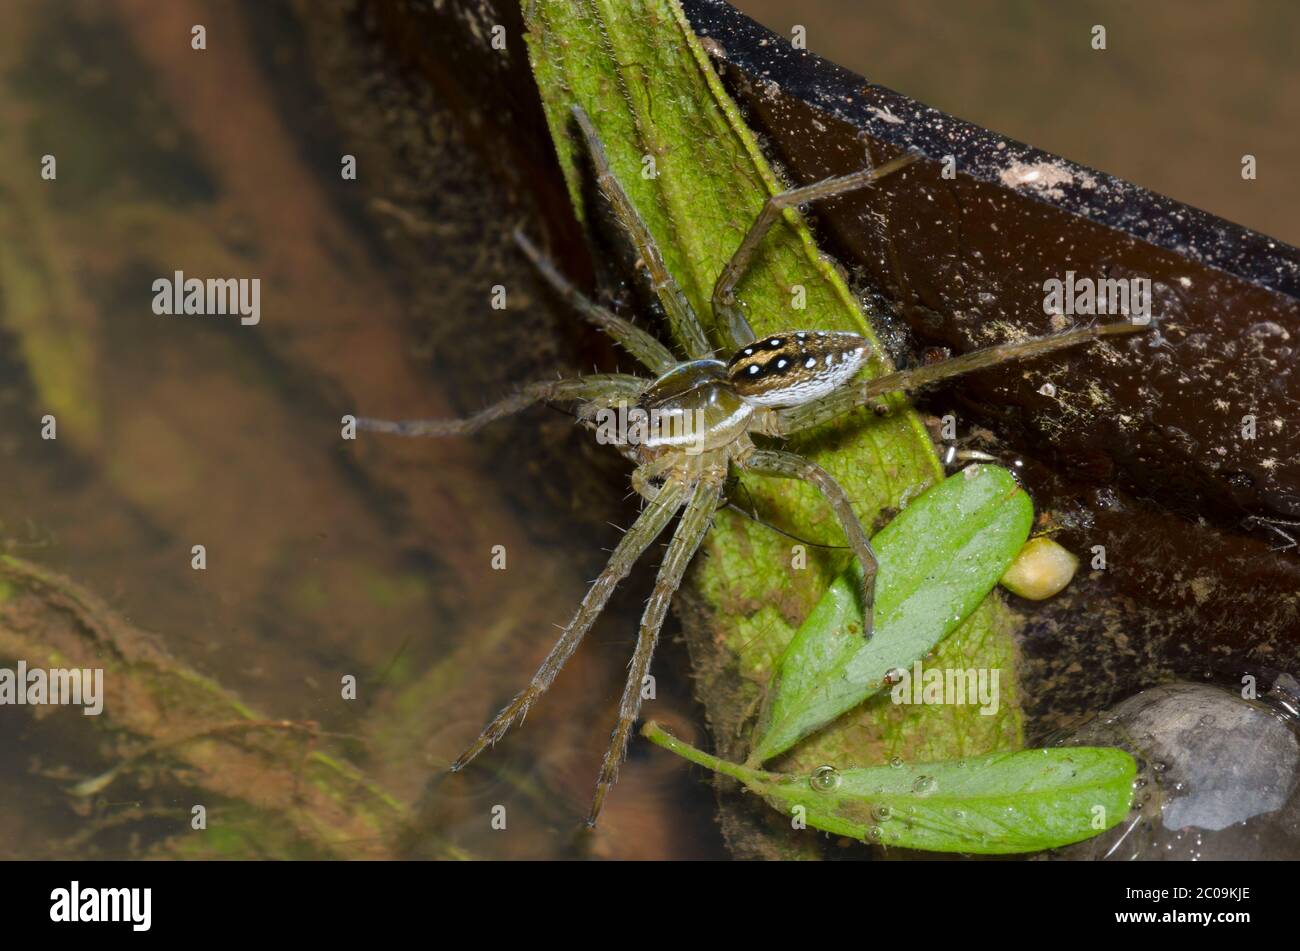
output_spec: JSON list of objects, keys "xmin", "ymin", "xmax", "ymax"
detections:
[
  {"xmin": 752, "ymin": 464, "xmax": 1033, "ymax": 764},
  {"xmin": 763, "ymin": 749, "xmax": 1137, "ymax": 854},
  {"xmin": 645, "ymin": 722, "xmax": 1137, "ymax": 854},
  {"xmin": 524, "ymin": 0, "xmax": 1023, "ymax": 797}
]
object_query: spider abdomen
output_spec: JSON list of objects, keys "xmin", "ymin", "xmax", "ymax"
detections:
[{"xmin": 727, "ymin": 331, "xmax": 870, "ymax": 407}]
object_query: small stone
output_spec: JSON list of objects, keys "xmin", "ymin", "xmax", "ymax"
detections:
[{"xmin": 1000, "ymin": 536, "xmax": 1079, "ymax": 600}]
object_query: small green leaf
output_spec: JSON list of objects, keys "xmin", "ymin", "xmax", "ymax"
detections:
[
  {"xmin": 751, "ymin": 465, "xmax": 1032, "ymax": 764},
  {"xmin": 761, "ymin": 748, "xmax": 1136, "ymax": 854},
  {"xmin": 645, "ymin": 722, "xmax": 1137, "ymax": 854}
]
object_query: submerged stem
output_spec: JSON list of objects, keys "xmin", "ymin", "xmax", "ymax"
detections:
[{"xmin": 641, "ymin": 721, "xmax": 778, "ymax": 786}]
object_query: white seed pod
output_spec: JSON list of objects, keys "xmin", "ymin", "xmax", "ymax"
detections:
[{"xmin": 1000, "ymin": 536, "xmax": 1080, "ymax": 600}]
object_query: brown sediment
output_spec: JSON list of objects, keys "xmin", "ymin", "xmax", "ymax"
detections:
[{"xmin": 0, "ymin": 555, "xmax": 413, "ymax": 859}]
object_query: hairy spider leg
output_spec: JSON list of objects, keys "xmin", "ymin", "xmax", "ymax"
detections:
[
  {"xmin": 355, "ymin": 374, "xmax": 646, "ymax": 437},
  {"xmin": 770, "ymin": 322, "xmax": 1146, "ymax": 436},
  {"xmin": 1243, "ymin": 515, "xmax": 1300, "ymax": 552},
  {"xmin": 711, "ymin": 151, "xmax": 922, "ymax": 352},
  {"xmin": 450, "ymin": 480, "xmax": 691, "ymax": 773},
  {"xmin": 571, "ymin": 105, "xmax": 714, "ymax": 361},
  {"xmin": 739, "ymin": 448, "xmax": 879, "ymax": 636},
  {"xmin": 513, "ymin": 228, "xmax": 677, "ymax": 375},
  {"xmin": 588, "ymin": 477, "xmax": 723, "ymax": 825},
  {"xmin": 630, "ymin": 453, "xmax": 679, "ymax": 503}
]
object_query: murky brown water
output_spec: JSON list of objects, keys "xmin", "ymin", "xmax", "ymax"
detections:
[
  {"xmin": 0, "ymin": 0, "xmax": 723, "ymax": 860},
  {"xmin": 735, "ymin": 0, "xmax": 1300, "ymax": 246}
]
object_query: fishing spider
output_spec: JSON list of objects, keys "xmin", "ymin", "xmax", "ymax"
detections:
[{"xmin": 360, "ymin": 106, "xmax": 1143, "ymax": 824}]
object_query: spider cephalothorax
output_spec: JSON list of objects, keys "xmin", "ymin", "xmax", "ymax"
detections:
[
  {"xmin": 358, "ymin": 105, "xmax": 1144, "ymax": 824},
  {"xmin": 627, "ymin": 332, "xmax": 870, "ymax": 459}
]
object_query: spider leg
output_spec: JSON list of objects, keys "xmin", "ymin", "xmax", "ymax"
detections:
[
  {"xmin": 588, "ymin": 478, "xmax": 723, "ymax": 825},
  {"xmin": 514, "ymin": 229, "xmax": 677, "ymax": 375},
  {"xmin": 712, "ymin": 151, "xmax": 921, "ymax": 352},
  {"xmin": 570, "ymin": 106, "xmax": 714, "ymax": 360},
  {"xmin": 770, "ymin": 321, "xmax": 1146, "ymax": 436},
  {"xmin": 763, "ymin": 380, "xmax": 897, "ymax": 437},
  {"xmin": 356, "ymin": 374, "xmax": 645, "ymax": 437},
  {"xmin": 738, "ymin": 448, "xmax": 878, "ymax": 637},
  {"xmin": 1244, "ymin": 515, "xmax": 1300, "ymax": 552},
  {"xmin": 630, "ymin": 454, "xmax": 677, "ymax": 503},
  {"xmin": 862, "ymin": 322, "xmax": 1146, "ymax": 398},
  {"xmin": 450, "ymin": 479, "xmax": 691, "ymax": 773}
]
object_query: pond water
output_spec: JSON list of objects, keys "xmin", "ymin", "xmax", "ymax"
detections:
[
  {"xmin": 735, "ymin": 0, "xmax": 1300, "ymax": 246},
  {"xmin": 0, "ymin": 0, "xmax": 723, "ymax": 860}
]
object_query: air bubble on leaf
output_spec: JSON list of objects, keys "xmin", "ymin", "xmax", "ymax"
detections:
[
  {"xmin": 889, "ymin": 756, "xmax": 904, "ymax": 768},
  {"xmin": 866, "ymin": 824, "xmax": 884, "ymax": 842},
  {"xmin": 871, "ymin": 804, "xmax": 893, "ymax": 822},
  {"xmin": 912, "ymin": 775, "xmax": 937, "ymax": 796},
  {"xmin": 810, "ymin": 765, "xmax": 841, "ymax": 792}
]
